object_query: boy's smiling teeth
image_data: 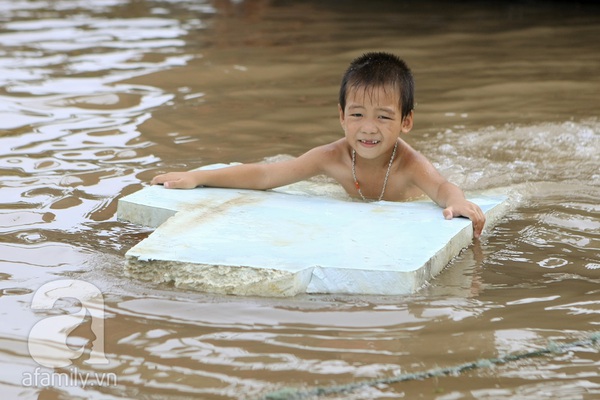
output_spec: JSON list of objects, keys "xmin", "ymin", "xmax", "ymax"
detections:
[{"xmin": 360, "ymin": 139, "xmax": 380, "ymax": 144}]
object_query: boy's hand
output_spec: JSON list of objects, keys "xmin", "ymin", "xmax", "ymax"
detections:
[
  {"xmin": 442, "ymin": 200, "xmax": 486, "ymax": 239},
  {"xmin": 151, "ymin": 172, "xmax": 198, "ymax": 189}
]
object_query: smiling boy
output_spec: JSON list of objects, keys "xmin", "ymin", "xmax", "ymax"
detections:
[{"xmin": 151, "ymin": 52, "xmax": 486, "ymax": 237}]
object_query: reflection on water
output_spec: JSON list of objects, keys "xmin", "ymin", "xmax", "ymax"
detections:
[{"xmin": 0, "ymin": 0, "xmax": 599, "ymax": 399}]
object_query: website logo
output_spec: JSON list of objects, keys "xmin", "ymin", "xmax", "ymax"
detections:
[{"xmin": 28, "ymin": 279, "xmax": 109, "ymax": 368}]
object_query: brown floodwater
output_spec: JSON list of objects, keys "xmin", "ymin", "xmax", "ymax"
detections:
[{"xmin": 1, "ymin": 0, "xmax": 599, "ymax": 399}]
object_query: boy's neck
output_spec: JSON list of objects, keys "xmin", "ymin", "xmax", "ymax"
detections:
[{"xmin": 352, "ymin": 140, "xmax": 399, "ymax": 169}]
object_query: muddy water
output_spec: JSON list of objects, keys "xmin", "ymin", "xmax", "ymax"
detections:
[{"xmin": 1, "ymin": 1, "xmax": 599, "ymax": 399}]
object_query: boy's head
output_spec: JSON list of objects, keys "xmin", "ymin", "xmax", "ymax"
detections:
[{"xmin": 339, "ymin": 52, "xmax": 414, "ymax": 120}]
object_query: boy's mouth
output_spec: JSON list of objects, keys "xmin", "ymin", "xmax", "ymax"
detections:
[{"xmin": 359, "ymin": 139, "xmax": 380, "ymax": 145}]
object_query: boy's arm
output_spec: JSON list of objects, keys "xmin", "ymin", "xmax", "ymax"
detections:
[
  {"xmin": 151, "ymin": 164, "xmax": 275, "ymax": 189},
  {"xmin": 409, "ymin": 152, "xmax": 486, "ymax": 238},
  {"xmin": 151, "ymin": 146, "xmax": 327, "ymax": 190}
]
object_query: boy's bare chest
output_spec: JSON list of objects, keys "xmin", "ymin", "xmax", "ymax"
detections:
[{"xmin": 332, "ymin": 165, "xmax": 423, "ymax": 201}]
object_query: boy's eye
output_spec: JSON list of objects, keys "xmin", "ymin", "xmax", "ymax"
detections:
[
  {"xmin": 378, "ymin": 115, "xmax": 391, "ymax": 120},
  {"xmin": 350, "ymin": 113, "xmax": 362, "ymax": 117}
]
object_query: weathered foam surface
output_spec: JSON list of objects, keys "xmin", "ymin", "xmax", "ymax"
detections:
[{"xmin": 118, "ymin": 166, "xmax": 508, "ymax": 296}]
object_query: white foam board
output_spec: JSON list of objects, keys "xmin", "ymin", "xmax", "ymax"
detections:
[{"xmin": 118, "ymin": 171, "xmax": 508, "ymax": 296}]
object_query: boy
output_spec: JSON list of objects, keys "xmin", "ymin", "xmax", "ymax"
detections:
[{"xmin": 152, "ymin": 52, "xmax": 486, "ymax": 238}]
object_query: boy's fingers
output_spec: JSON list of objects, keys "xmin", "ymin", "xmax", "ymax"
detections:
[
  {"xmin": 443, "ymin": 206, "xmax": 485, "ymax": 239},
  {"xmin": 151, "ymin": 174, "xmax": 176, "ymax": 188},
  {"xmin": 163, "ymin": 179, "xmax": 186, "ymax": 189},
  {"xmin": 442, "ymin": 207, "xmax": 454, "ymax": 220},
  {"xmin": 151, "ymin": 174, "xmax": 168, "ymax": 185},
  {"xmin": 473, "ymin": 220, "xmax": 483, "ymax": 239},
  {"xmin": 472, "ymin": 209, "xmax": 485, "ymax": 239},
  {"xmin": 152, "ymin": 173, "xmax": 186, "ymax": 188}
]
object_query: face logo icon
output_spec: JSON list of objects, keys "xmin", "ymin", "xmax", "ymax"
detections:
[{"xmin": 28, "ymin": 279, "xmax": 108, "ymax": 368}]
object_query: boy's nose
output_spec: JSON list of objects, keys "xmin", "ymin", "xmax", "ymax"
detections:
[{"xmin": 361, "ymin": 118, "xmax": 378, "ymax": 134}]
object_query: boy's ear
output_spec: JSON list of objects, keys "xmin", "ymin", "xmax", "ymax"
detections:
[
  {"xmin": 338, "ymin": 104, "xmax": 345, "ymax": 125},
  {"xmin": 401, "ymin": 110, "xmax": 414, "ymax": 133}
]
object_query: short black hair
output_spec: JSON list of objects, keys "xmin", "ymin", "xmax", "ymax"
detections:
[{"xmin": 339, "ymin": 52, "xmax": 414, "ymax": 120}]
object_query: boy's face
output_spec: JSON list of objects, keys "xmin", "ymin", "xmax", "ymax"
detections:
[{"xmin": 339, "ymin": 85, "xmax": 413, "ymax": 160}]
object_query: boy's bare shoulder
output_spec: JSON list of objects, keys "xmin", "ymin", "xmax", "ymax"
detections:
[
  {"xmin": 298, "ymin": 138, "xmax": 348, "ymax": 176},
  {"xmin": 398, "ymin": 139, "xmax": 429, "ymax": 167},
  {"xmin": 396, "ymin": 138, "xmax": 441, "ymax": 185},
  {"xmin": 304, "ymin": 138, "xmax": 347, "ymax": 160}
]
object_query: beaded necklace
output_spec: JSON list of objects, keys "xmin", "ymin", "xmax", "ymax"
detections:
[{"xmin": 351, "ymin": 140, "xmax": 398, "ymax": 201}]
